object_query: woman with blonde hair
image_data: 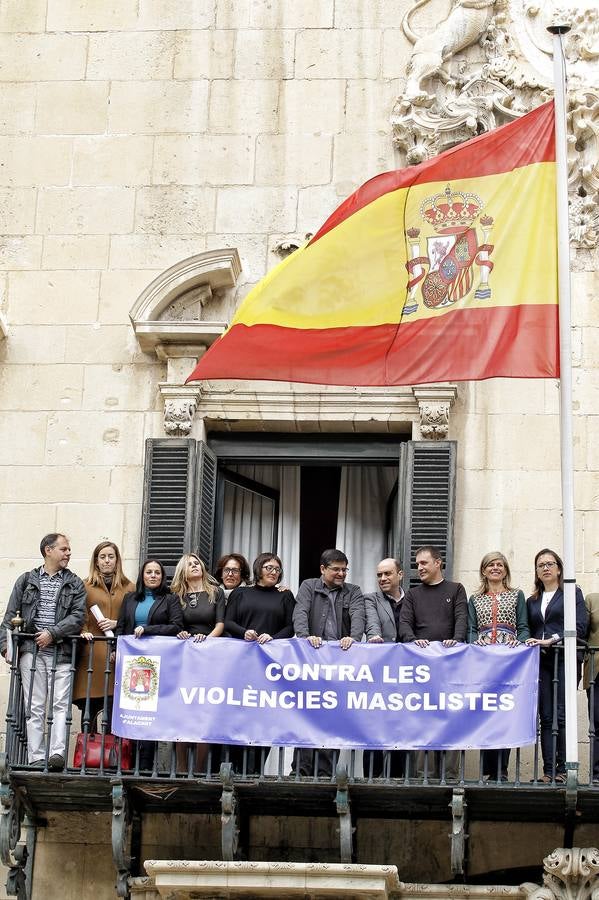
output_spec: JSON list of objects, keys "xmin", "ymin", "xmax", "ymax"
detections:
[
  {"xmin": 73, "ymin": 541, "xmax": 134, "ymax": 730},
  {"xmin": 172, "ymin": 553, "xmax": 225, "ymax": 641},
  {"xmin": 467, "ymin": 551, "xmax": 529, "ymax": 781}
]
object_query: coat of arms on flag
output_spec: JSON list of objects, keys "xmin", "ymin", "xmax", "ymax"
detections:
[{"xmin": 404, "ymin": 184, "xmax": 494, "ymax": 316}]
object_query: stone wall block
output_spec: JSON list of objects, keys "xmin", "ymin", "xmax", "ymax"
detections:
[
  {"xmin": 297, "ymin": 184, "xmax": 350, "ymax": 234},
  {"xmin": 0, "ymin": 84, "xmax": 36, "ymax": 133},
  {"xmin": 0, "ymin": 236, "xmax": 43, "ymax": 270},
  {"xmin": 216, "ymin": 0, "xmax": 251, "ymax": 28},
  {"xmin": 0, "ymin": 34, "xmax": 88, "ymax": 82},
  {"xmin": 333, "ymin": 132, "xmax": 395, "ymax": 188},
  {"xmin": 108, "ymin": 234, "xmax": 207, "ymax": 270},
  {"xmin": 255, "ymin": 134, "xmax": 332, "ymax": 185},
  {"xmin": 135, "ymin": 186, "xmax": 216, "ymax": 234},
  {"xmin": 36, "ymin": 82, "xmax": 109, "ymax": 135},
  {"xmin": 108, "ymin": 466, "xmax": 145, "ymax": 505},
  {"xmin": 345, "ymin": 79, "xmax": 402, "ymax": 133},
  {"xmin": 295, "ymin": 30, "xmax": 382, "ymax": 79},
  {"xmin": 249, "ymin": 0, "xmax": 334, "ymax": 28},
  {"xmin": 382, "ymin": 28, "xmax": 415, "ymax": 78},
  {"xmin": 335, "ymin": 0, "xmax": 406, "ymax": 28},
  {"xmin": 73, "ymin": 136, "xmax": 154, "ymax": 187},
  {"xmin": 152, "ymin": 134, "xmax": 254, "ymax": 186},
  {"xmin": 87, "ymin": 32, "xmax": 176, "ymax": 80},
  {"xmin": 209, "ymin": 79, "xmax": 279, "ymax": 134},
  {"xmin": 0, "ymin": 412, "xmax": 47, "ymax": 465},
  {"xmin": 109, "ymin": 81, "xmax": 209, "ymax": 134},
  {"xmin": 42, "ymin": 236, "xmax": 110, "ymax": 271},
  {"xmin": 8, "ymin": 271, "xmax": 101, "ymax": 325},
  {"xmin": 64, "ymin": 325, "xmax": 139, "ymax": 365},
  {"xmin": 216, "ymin": 186, "xmax": 297, "ymax": 233},
  {"xmin": 0, "ymin": 363, "xmax": 84, "ymax": 411},
  {"xmin": 56, "ymin": 503, "xmax": 126, "ymax": 552},
  {"xmin": 98, "ymin": 269, "xmax": 163, "ymax": 325},
  {"xmin": 0, "ymin": 325, "xmax": 66, "ymax": 365},
  {"xmin": 37, "ymin": 187, "xmax": 136, "ymax": 235},
  {"xmin": 174, "ymin": 30, "xmax": 235, "ymax": 79},
  {"xmin": 82, "ymin": 364, "xmax": 158, "ymax": 412},
  {"xmin": 0, "ymin": 465, "xmax": 111, "ymax": 504},
  {"xmin": 233, "ymin": 30, "xmax": 295, "ymax": 79},
  {"xmin": 137, "ymin": 0, "xmax": 215, "ymax": 30},
  {"xmin": 0, "ymin": 136, "xmax": 72, "ymax": 187},
  {"xmin": 0, "ymin": 0, "xmax": 47, "ymax": 31},
  {"xmin": 0, "ymin": 188, "xmax": 36, "ymax": 234},
  {"xmin": 45, "ymin": 411, "xmax": 145, "ymax": 467},
  {"xmin": 0, "ymin": 505, "xmax": 62, "ymax": 560},
  {"xmin": 46, "ymin": 0, "xmax": 139, "ymax": 31},
  {"xmin": 279, "ymin": 80, "xmax": 346, "ymax": 134}
]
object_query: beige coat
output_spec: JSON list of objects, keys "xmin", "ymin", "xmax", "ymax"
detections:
[
  {"xmin": 72, "ymin": 578, "xmax": 134, "ymax": 702},
  {"xmin": 583, "ymin": 593, "xmax": 599, "ymax": 690}
]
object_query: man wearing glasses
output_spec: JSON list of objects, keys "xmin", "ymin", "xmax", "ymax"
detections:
[{"xmin": 292, "ymin": 548, "xmax": 365, "ymax": 776}]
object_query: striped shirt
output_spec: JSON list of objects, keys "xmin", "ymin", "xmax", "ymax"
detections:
[{"xmin": 35, "ymin": 566, "xmax": 63, "ymax": 633}]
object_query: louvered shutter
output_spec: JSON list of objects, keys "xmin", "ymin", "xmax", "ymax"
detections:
[
  {"xmin": 194, "ymin": 442, "xmax": 217, "ymax": 571},
  {"xmin": 140, "ymin": 439, "xmax": 197, "ymax": 577},
  {"xmin": 398, "ymin": 441, "xmax": 456, "ymax": 586}
]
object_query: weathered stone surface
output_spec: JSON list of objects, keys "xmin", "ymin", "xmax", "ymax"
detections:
[
  {"xmin": 7, "ymin": 270, "xmax": 101, "ymax": 325},
  {"xmin": 153, "ymin": 134, "xmax": 255, "ymax": 186},
  {"xmin": 37, "ymin": 187, "xmax": 135, "ymax": 235},
  {"xmin": 87, "ymin": 31, "xmax": 176, "ymax": 80},
  {"xmin": 209, "ymin": 79, "xmax": 279, "ymax": 134},
  {"xmin": 174, "ymin": 29, "xmax": 236, "ymax": 80},
  {"xmin": 216, "ymin": 186, "xmax": 297, "ymax": 233},
  {"xmin": 0, "ymin": 34, "xmax": 87, "ymax": 81},
  {"xmin": 295, "ymin": 29, "xmax": 382, "ymax": 79},
  {"xmin": 135, "ymin": 186, "xmax": 216, "ymax": 234},
  {"xmin": 73, "ymin": 136, "xmax": 154, "ymax": 187},
  {"xmin": 109, "ymin": 81, "xmax": 209, "ymax": 134},
  {"xmin": 42, "ymin": 235, "xmax": 110, "ymax": 271}
]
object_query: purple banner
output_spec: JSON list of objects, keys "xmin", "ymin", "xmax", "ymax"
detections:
[{"xmin": 112, "ymin": 636, "xmax": 539, "ymax": 750}]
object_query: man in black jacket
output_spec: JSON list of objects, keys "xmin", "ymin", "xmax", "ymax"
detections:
[
  {"xmin": 399, "ymin": 545, "xmax": 467, "ymax": 780},
  {"xmin": 1, "ymin": 533, "xmax": 86, "ymax": 769}
]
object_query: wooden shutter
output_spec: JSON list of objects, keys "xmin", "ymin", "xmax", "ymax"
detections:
[
  {"xmin": 398, "ymin": 441, "xmax": 457, "ymax": 586},
  {"xmin": 140, "ymin": 439, "xmax": 197, "ymax": 576},
  {"xmin": 194, "ymin": 442, "xmax": 217, "ymax": 571}
]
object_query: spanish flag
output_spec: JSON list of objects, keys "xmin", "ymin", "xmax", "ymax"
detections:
[{"xmin": 187, "ymin": 102, "xmax": 558, "ymax": 387}]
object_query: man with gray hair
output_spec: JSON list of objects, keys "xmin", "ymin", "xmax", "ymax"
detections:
[{"xmin": 1, "ymin": 533, "xmax": 86, "ymax": 769}]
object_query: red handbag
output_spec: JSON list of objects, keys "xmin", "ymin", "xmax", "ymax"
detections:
[{"xmin": 73, "ymin": 733, "xmax": 133, "ymax": 770}]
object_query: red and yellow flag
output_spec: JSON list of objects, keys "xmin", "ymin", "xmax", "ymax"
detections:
[{"xmin": 187, "ymin": 102, "xmax": 558, "ymax": 387}]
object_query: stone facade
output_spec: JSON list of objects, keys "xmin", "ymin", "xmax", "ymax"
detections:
[{"xmin": 0, "ymin": 1, "xmax": 598, "ymax": 896}]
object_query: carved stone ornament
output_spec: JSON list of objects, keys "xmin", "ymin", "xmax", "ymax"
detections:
[
  {"xmin": 392, "ymin": 0, "xmax": 599, "ymax": 247},
  {"xmin": 413, "ymin": 386, "xmax": 457, "ymax": 439},
  {"xmin": 521, "ymin": 847, "xmax": 599, "ymax": 900},
  {"xmin": 160, "ymin": 387, "xmax": 200, "ymax": 437}
]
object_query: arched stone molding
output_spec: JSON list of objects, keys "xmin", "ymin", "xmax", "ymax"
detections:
[{"xmin": 129, "ymin": 248, "xmax": 241, "ymax": 436}]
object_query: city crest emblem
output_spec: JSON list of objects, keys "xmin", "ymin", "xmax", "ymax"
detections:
[
  {"xmin": 120, "ymin": 654, "xmax": 161, "ymax": 711},
  {"xmin": 404, "ymin": 184, "xmax": 494, "ymax": 316}
]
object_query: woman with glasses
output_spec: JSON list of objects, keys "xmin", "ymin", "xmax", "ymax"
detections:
[
  {"xmin": 224, "ymin": 553, "xmax": 295, "ymax": 773},
  {"xmin": 172, "ymin": 554, "xmax": 225, "ymax": 641},
  {"xmin": 214, "ymin": 554, "xmax": 251, "ymax": 599},
  {"xmin": 225, "ymin": 552, "xmax": 295, "ymax": 644},
  {"xmin": 467, "ymin": 551, "xmax": 529, "ymax": 781},
  {"xmin": 526, "ymin": 548, "xmax": 588, "ymax": 783}
]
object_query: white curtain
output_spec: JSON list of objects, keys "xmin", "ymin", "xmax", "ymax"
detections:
[
  {"xmin": 219, "ymin": 465, "xmax": 300, "ymax": 593},
  {"xmin": 335, "ymin": 466, "xmax": 397, "ymax": 596}
]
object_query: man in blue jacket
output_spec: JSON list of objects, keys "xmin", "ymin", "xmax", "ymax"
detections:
[{"xmin": 1, "ymin": 533, "xmax": 86, "ymax": 769}]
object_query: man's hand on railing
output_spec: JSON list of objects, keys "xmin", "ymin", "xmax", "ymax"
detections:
[{"xmin": 35, "ymin": 629, "xmax": 53, "ymax": 649}]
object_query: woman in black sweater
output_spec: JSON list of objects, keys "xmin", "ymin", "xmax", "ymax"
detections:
[
  {"xmin": 224, "ymin": 552, "xmax": 295, "ymax": 773},
  {"xmin": 225, "ymin": 553, "xmax": 295, "ymax": 642}
]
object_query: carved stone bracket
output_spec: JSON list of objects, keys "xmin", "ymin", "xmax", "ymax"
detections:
[
  {"xmin": 335, "ymin": 764, "xmax": 354, "ymax": 863},
  {"xmin": 159, "ymin": 384, "xmax": 201, "ymax": 437},
  {"xmin": 522, "ymin": 848, "xmax": 599, "ymax": 900},
  {"xmin": 449, "ymin": 788, "xmax": 469, "ymax": 876},
  {"xmin": 112, "ymin": 781, "xmax": 133, "ymax": 899},
  {"xmin": 413, "ymin": 386, "xmax": 458, "ymax": 440},
  {"xmin": 220, "ymin": 762, "xmax": 239, "ymax": 862}
]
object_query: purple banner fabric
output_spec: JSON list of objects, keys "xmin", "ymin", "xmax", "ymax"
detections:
[{"xmin": 112, "ymin": 636, "xmax": 539, "ymax": 750}]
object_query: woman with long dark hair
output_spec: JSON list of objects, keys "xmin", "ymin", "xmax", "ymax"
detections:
[
  {"xmin": 115, "ymin": 559, "xmax": 183, "ymax": 639},
  {"xmin": 526, "ymin": 548, "xmax": 588, "ymax": 783}
]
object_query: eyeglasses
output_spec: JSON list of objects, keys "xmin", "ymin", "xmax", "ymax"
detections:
[
  {"xmin": 262, "ymin": 564, "xmax": 281, "ymax": 574},
  {"xmin": 223, "ymin": 567, "xmax": 241, "ymax": 575},
  {"xmin": 326, "ymin": 566, "xmax": 348, "ymax": 574},
  {"xmin": 537, "ymin": 561, "xmax": 557, "ymax": 570}
]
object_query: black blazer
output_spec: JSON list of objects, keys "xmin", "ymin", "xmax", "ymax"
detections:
[
  {"xmin": 115, "ymin": 591, "xmax": 183, "ymax": 637},
  {"xmin": 527, "ymin": 586, "xmax": 588, "ymax": 642}
]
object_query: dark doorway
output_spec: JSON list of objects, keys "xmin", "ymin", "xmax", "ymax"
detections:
[{"xmin": 299, "ymin": 466, "xmax": 341, "ymax": 583}]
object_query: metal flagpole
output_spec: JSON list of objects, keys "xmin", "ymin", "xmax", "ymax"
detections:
[{"xmin": 547, "ymin": 20, "xmax": 578, "ymax": 785}]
